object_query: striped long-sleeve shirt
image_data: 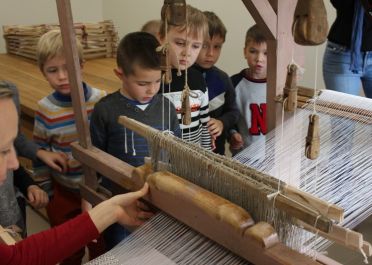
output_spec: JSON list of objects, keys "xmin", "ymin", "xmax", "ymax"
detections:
[
  {"xmin": 161, "ymin": 68, "xmax": 212, "ymax": 150},
  {"xmin": 33, "ymin": 83, "xmax": 106, "ymax": 190}
]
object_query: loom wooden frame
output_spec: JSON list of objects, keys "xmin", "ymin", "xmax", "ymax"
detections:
[{"xmin": 54, "ymin": 0, "xmax": 339, "ymax": 264}]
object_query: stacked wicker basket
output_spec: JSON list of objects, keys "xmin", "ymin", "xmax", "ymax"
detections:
[{"xmin": 3, "ymin": 20, "xmax": 118, "ymax": 60}]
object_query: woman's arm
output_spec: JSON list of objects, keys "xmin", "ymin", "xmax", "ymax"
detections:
[{"xmin": 1, "ymin": 183, "xmax": 151, "ymax": 265}]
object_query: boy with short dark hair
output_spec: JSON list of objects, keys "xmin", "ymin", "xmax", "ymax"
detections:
[
  {"xmin": 90, "ymin": 31, "xmax": 180, "ymax": 249},
  {"xmin": 229, "ymin": 25, "xmax": 268, "ymax": 156},
  {"xmin": 192, "ymin": 11, "xmax": 239, "ymax": 155},
  {"xmin": 158, "ymin": 5, "xmax": 213, "ymax": 150}
]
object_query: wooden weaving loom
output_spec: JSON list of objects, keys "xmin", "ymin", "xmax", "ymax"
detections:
[{"xmin": 50, "ymin": 0, "xmax": 371, "ymax": 264}]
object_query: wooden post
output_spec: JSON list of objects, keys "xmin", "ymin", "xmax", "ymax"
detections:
[
  {"xmin": 241, "ymin": 0, "xmax": 297, "ymax": 131},
  {"xmin": 55, "ymin": 0, "xmax": 98, "ymax": 189}
]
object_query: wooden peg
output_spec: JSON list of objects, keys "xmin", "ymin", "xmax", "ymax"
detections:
[
  {"xmin": 181, "ymin": 87, "xmax": 191, "ymax": 125},
  {"xmin": 305, "ymin": 114, "xmax": 320, "ymax": 159},
  {"xmin": 157, "ymin": 45, "xmax": 172, "ymax": 84},
  {"xmin": 283, "ymin": 64, "xmax": 298, "ymax": 112}
]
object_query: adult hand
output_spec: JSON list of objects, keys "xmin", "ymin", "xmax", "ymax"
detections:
[
  {"xmin": 27, "ymin": 185, "xmax": 49, "ymax": 209},
  {"xmin": 229, "ymin": 132, "xmax": 244, "ymax": 150},
  {"xmin": 112, "ymin": 183, "xmax": 154, "ymax": 227},
  {"xmin": 89, "ymin": 183, "xmax": 153, "ymax": 233},
  {"xmin": 36, "ymin": 149, "xmax": 68, "ymax": 173},
  {"xmin": 207, "ymin": 118, "xmax": 223, "ymax": 139}
]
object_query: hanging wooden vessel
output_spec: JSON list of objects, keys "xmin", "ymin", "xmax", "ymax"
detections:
[
  {"xmin": 292, "ymin": 0, "xmax": 328, "ymax": 45},
  {"xmin": 161, "ymin": 0, "xmax": 186, "ymax": 26}
]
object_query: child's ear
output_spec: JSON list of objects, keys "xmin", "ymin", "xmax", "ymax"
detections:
[
  {"xmin": 158, "ymin": 34, "xmax": 166, "ymax": 44},
  {"xmin": 113, "ymin": 68, "xmax": 124, "ymax": 80},
  {"xmin": 80, "ymin": 60, "xmax": 85, "ymax": 70}
]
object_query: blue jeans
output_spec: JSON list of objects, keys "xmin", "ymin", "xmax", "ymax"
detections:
[{"xmin": 323, "ymin": 41, "xmax": 372, "ymax": 98}]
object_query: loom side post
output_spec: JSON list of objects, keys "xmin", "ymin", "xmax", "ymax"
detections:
[{"xmin": 56, "ymin": 0, "xmax": 99, "ymax": 190}]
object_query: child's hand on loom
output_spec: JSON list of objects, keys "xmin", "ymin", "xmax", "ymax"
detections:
[
  {"xmin": 207, "ymin": 118, "xmax": 223, "ymax": 139},
  {"xmin": 229, "ymin": 132, "xmax": 243, "ymax": 150},
  {"xmin": 36, "ymin": 149, "xmax": 68, "ymax": 173},
  {"xmin": 27, "ymin": 184, "xmax": 49, "ymax": 209}
]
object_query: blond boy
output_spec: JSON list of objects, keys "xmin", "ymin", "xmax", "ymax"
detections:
[
  {"xmin": 158, "ymin": 5, "xmax": 213, "ymax": 150},
  {"xmin": 33, "ymin": 29, "xmax": 106, "ymax": 264}
]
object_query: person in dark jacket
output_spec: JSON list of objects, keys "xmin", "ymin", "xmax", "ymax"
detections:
[
  {"xmin": 192, "ymin": 11, "xmax": 239, "ymax": 155},
  {"xmin": 323, "ymin": 0, "xmax": 372, "ymax": 98}
]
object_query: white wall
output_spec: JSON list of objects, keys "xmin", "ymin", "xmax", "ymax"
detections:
[
  {"xmin": 103, "ymin": 0, "xmax": 336, "ymax": 89},
  {"xmin": 102, "ymin": 0, "xmax": 254, "ymax": 76},
  {"xmin": 0, "ymin": 0, "xmax": 103, "ymax": 52},
  {"xmin": 0, "ymin": 0, "xmax": 336, "ymax": 89}
]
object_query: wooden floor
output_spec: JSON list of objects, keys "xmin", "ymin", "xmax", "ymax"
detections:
[{"xmin": 0, "ymin": 53, "xmax": 120, "ymax": 119}]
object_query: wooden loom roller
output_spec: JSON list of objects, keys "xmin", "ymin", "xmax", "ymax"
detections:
[
  {"xmin": 118, "ymin": 115, "xmax": 337, "ymax": 233},
  {"xmin": 72, "ymin": 143, "xmax": 328, "ymax": 264},
  {"xmin": 72, "ymin": 139, "xmax": 372, "ymax": 264},
  {"xmin": 116, "ymin": 116, "xmax": 372, "ymax": 256}
]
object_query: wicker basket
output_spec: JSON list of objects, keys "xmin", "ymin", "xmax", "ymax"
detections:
[{"xmin": 3, "ymin": 20, "xmax": 118, "ymax": 60}]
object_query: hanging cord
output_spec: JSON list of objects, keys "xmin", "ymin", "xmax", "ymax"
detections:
[
  {"xmin": 180, "ymin": 11, "xmax": 198, "ymax": 125},
  {"xmin": 313, "ymin": 46, "xmax": 319, "ymax": 114},
  {"xmin": 158, "ymin": 9, "xmax": 173, "ymax": 133},
  {"xmin": 305, "ymin": 46, "xmax": 320, "ymax": 160},
  {"xmin": 156, "ymin": 16, "xmax": 172, "ymax": 84},
  {"xmin": 131, "ymin": 130, "xmax": 136, "ymax": 156},
  {"xmin": 124, "ymin": 127, "xmax": 128, "ymax": 153}
]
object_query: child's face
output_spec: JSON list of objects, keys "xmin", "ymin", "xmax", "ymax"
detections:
[
  {"xmin": 163, "ymin": 27, "xmax": 204, "ymax": 70},
  {"xmin": 196, "ymin": 35, "xmax": 224, "ymax": 69},
  {"xmin": 244, "ymin": 40, "xmax": 267, "ymax": 79},
  {"xmin": 42, "ymin": 55, "xmax": 83, "ymax": 95},
  {"xmin": 115, "ymin": 65, "xmax": 162, "ymax": 103}
]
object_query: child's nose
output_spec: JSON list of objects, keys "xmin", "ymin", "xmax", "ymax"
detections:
[
  {"xmin": 207, "ymin": 48, "xmax": 213, "ymax": 56},
  {"xmin": 58, "ymin": 69, "xmax": 68, "ymax": 79},
  {"xmin": 257, "ymin": 53, "xmax": 265, "ymax": 62},
  {"xmin": 147, "ymin": 84, "xmax": 157, "ymax": 94}
]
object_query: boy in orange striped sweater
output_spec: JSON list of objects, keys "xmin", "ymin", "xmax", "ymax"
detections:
[{"xmin": 33, "ymin": 30, "xmax": 106, "ymax": 265}]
